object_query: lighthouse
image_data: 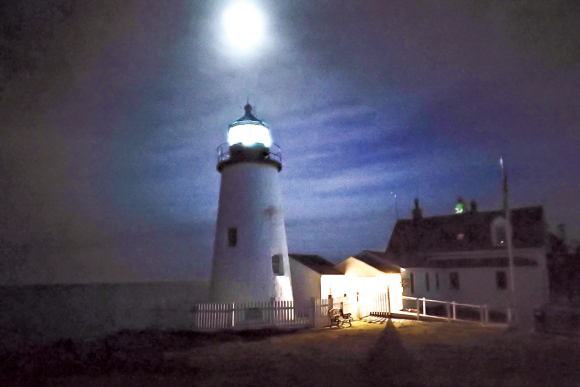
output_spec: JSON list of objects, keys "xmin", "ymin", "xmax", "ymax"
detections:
[{"xmin": 210, "ymin": 104, "xmax": 293, "ymax": 303}]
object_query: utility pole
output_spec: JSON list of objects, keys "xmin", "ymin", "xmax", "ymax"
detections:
[{"xmin": 501, "ymin": 157, "xmax": 517, "ymax": 326}]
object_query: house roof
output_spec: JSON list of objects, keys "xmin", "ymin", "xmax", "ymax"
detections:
[
  {"xmin": 351, "ymin": 250, "xmax": 401, "ymax": 274},
  {"xmin": 289, "ymin": 254, "xmax": 342, "ymax": 274},
  {"xmin": 385, "ymin": 205, "xmax": 546, "ymax": 267}
]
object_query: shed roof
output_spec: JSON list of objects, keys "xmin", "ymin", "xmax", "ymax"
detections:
[
  {"xmin": 351, "ymin": 250, "xmax": 401, "ymax": 274},
  {"xmin": 289, "ymin": 254, "xmax": 342, "ymax": 274}
]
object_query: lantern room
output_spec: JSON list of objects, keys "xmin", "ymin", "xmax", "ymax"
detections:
[
  {"xmin": 228, "ymin": 104, "xmax": 272, "ymax": 147},
  {"xmin": 217, "ymin": 104, "xmax": 281, "ymax": 172}
]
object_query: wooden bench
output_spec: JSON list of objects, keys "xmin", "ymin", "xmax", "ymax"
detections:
[{"xmin": 328, "ymin": 308, "xmax": 353, "ymax": 328}]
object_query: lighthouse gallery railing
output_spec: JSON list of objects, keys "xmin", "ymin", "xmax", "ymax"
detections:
[{"xmin": 217, "ymin": 143, "xmax": 282, "ymax": 163}]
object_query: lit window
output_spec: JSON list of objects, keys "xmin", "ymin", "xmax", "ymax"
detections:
[
  {"xmin": 272, "ymin": 254, "xmax": 284, "ymax": 275},
  {"xmin": 457, "ymin": 233, "xmax": 464, "ymax": 240},
  {"xmin": 450, "ymin": 272, "xmax": 460, "ymax": 290},
  {"xmin": 228, "ymin": 228, "xmax": 237, "ymax": 247},
  {"xmin": 496, "ymin": 271, "xmax": 507, "ymax": 290}
]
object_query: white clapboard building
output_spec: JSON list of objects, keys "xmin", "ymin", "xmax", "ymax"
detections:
[{"xmin": 383, "ymin": 199, "xmax": 550, "ymax": 326}]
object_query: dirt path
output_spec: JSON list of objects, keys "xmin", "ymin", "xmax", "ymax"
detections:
[{"xmin": 5, "ymin": 318, "xmax": 580, "ymax": 386}]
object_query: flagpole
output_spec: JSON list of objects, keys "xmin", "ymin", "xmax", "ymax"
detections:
[{"xmin": 501, "ymin": 157, "xmax": 517, "ymax": 325}]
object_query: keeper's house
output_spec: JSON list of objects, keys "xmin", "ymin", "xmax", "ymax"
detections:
[{"xmin": 384, "ymin": 199, "xmax": 550, "ymax": 327}]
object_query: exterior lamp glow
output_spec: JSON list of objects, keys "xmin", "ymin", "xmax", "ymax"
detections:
[{"xmin": 455, "ymin": 197, "xmax": 465, "ymax": 214}]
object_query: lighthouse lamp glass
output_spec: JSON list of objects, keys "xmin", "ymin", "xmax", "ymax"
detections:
[{"xmin": 228, "ymin": 124, "xmax": 272, "ymax": 147}]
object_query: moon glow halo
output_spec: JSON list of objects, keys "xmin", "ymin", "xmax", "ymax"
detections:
[{"xmin": 223, "ymin": 3, "xmax": 264, "ymax": 49}]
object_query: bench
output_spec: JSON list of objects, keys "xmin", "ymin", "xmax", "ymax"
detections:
[{"xmin": 328, "ymin": 308, "xmax": 353, "ymax": 328}]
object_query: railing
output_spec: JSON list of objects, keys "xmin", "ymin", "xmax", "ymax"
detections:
[
  {"xmin": 217, "ymin": 143, "xmax": 282, "ymax": 163},
  {"xmin": 193, "ymin": 299, "xmax": 328, "ymax": 331},
  {"xmin": 370, "ymin": 294, "xmax": 510, "ymax": 325},
  {"xmin": 217, "ymin": 143, "xmax": 230, "ymax": 163},
  {"xmin": 194, "ymin": 295, "xmax": 510, "ymax": 330}
]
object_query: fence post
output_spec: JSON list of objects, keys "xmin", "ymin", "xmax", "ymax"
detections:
[
  {"xmin": 232, "ymin": 302, "xmax": 235, "ymax": 328},
  {"xmin": 387, "ymin": 286, "xmax": 391, "ymax": 316},
  {"xmin": 416, "ymin": 297, "xmax": 420, "ymax": 320},
  {"xmin": 452, "ymin": 301, "xmax": 457, "ymax": 320},
  {"xmin": 484, "ymin": 305, "xmax": 489, "ymax": 324},
  {"xmin": 422, "ymin": 297, "xmax": 426, "ymax": 316},
  {"xmin": 308, "ymin": 297, "xmax": 316, "ymax": 328},
  {"xmin": 446, "ymin": 302, "xmax": 451, "ymax": 322}
]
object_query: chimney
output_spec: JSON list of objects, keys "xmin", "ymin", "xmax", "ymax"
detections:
[
  {"xmin": 412, "ymin": 198, "xmax": 423, "ymax": 221},
  {"xmin": 470, "ymin": 200, "xmax": 478, "ymax": 213},
  {"xmin": 557, "ymin": 223, "xmax": 567, "ymax": 242}
]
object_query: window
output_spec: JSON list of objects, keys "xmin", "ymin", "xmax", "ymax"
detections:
[
  {"xmin": 410, "ymin": 272, "xmax": 415, "ymax": 294},
  {"xmin": 436, "ymin": 273, "xmax": 440, "ymax": 290},
  {"xmin": 228, "ymin": 228, "xmax": 237, "ymax": 247},
  {"xmin": 272, "ymin": 254, "xmax": 284, "ymax": 275},
  {"xmin": 425, "ymin": 273, "xmax": 430, "ymax": 292},
  {"xmin": 450, "ymin": 272, "xmax": 460, "ymax": 290},
  {"xmin": 496, "ymin": 271, "xmax": 507, "ymax": 290},
  {"xmin": 491, "ymin": 217, "xmax": 508, "ymax": 247}
]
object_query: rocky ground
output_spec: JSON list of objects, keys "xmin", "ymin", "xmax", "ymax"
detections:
[{"xmin": 2, "ymin": 318, "xmax": 579, "ymax": 386}]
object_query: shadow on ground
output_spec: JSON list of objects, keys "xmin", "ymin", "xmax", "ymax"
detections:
[{"xmin": 360, "ymin": 319, "xmax": 423, "ymax": 386}]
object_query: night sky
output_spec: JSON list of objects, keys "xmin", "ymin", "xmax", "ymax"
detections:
[{"xmin": 1, "ymin": 0, "xmax": 579, "ymax": 284}]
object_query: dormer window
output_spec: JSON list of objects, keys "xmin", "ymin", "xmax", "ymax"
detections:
[{"xmin": 491, "ymin": 217, "xmax": 508, "ymax": 247}]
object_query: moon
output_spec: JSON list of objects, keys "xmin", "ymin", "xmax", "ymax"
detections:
[{"xmin": 223, "ymin": 3, "xmax": 264, "ymax": 49}]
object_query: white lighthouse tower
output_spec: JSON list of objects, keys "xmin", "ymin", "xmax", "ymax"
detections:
[{"xmin": 210, "ymin": 104, "xmax": 293, "ymax": 303}]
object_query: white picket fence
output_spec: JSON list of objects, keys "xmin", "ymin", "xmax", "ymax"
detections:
[
  {"xmin": 193, "ymin": 298, "xmax": 334, "ymax": 331},
  {"xmin": 193, "ymin": 294, "xmax": 511, "ymax": 330},
  {"xmin": 370, "ymin": 293, "xmax": 510, "ymax": 325}
]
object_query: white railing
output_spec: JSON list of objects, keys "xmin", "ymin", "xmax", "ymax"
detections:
[
  {"xmin": 194, "ymin": 295, "xmax": 510, "ymax": 330},
  {"xmin": 370, "ymin": 294, "xmax": 510, "ymax": 325},
  {"xmin": 372, "ymin": 293, "xmax": 391, "ymax": 317},
  {"xmin": 193, "ymin": 299, "xmax": 330, "ymax": 331}
]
